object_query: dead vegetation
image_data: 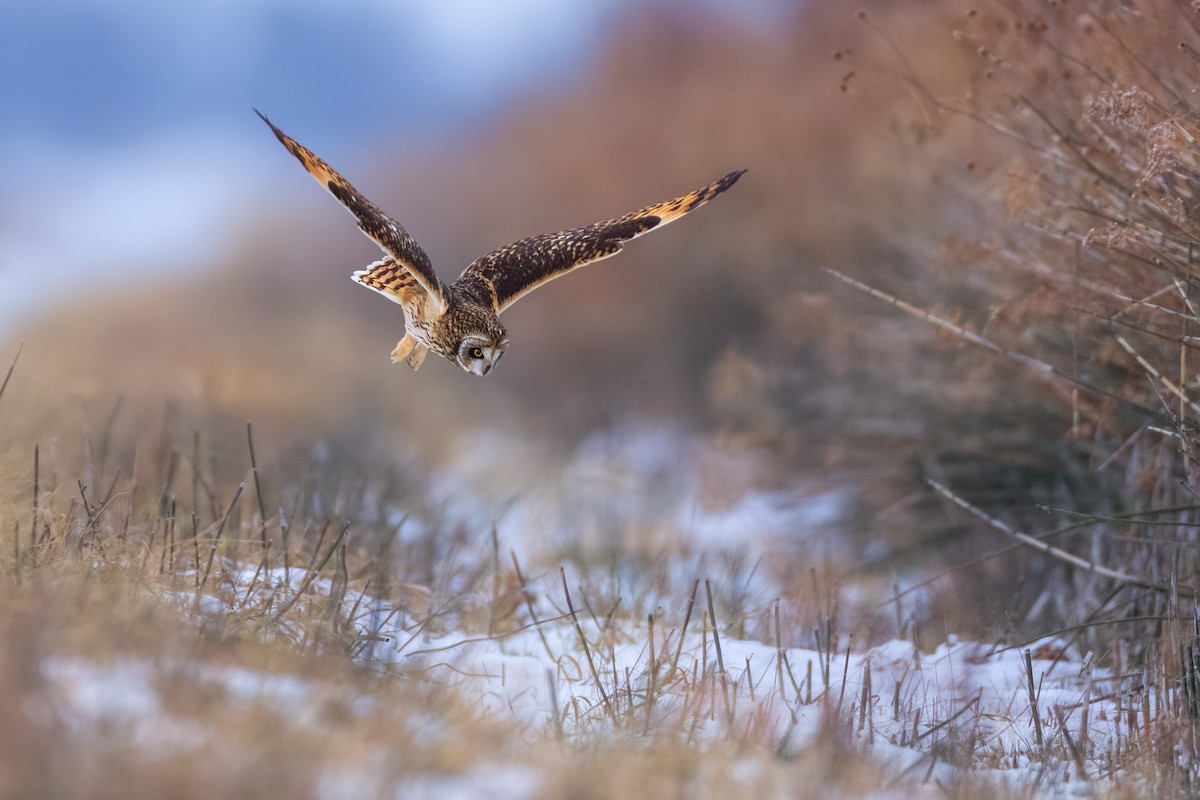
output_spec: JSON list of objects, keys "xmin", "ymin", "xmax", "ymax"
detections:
[{"xmin": 7, "ymin": 0, "xmax": 1200, "ymax": 796}]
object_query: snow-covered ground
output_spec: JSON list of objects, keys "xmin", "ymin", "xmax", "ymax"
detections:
[
  {"xmin": 42, "ymin": 568, "xmax": 1129, "ymax": 798},
  {"xmin": 21, "ymin": 424, "xmax": 1166, "ymax": 797}
]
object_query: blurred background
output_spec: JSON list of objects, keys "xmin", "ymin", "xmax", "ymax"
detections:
[
  {"xmin": 2, "ymin": 0, "xmax": 962, "ymax": 433},
  {"xmin": 0, "ymin": 0, "xmax": 1109, "ymax": 639},
  {"xmin": 0, "ymin": 0, "xmax": 786, "ymax": 338},
  {"xmin": 6, "ymin": 5, "xmax": 1200, "ymax": 793}
]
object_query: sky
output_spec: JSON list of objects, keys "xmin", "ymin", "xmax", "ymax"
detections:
[{"xmin": 0, "ymin": 0, "xmax": 786, "ymax": 334}]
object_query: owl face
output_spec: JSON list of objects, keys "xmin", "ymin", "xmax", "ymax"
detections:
[{"xmin": 456, "ymin": 334, "xmax": 509, "ymax": 376}]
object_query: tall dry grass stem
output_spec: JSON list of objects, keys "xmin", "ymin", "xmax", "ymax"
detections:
[{"xmin": 560, "ymin": 566, "xmax": 613, "ymax": 719}]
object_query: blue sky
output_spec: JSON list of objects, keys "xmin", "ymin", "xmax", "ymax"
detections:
[
  {"xmin": 0, "ymin": 0, "xmax": 784, "ymax": 332},
  {"xmin": 0, "ymin": 0, "xmax": 624, "ymax": 149}
]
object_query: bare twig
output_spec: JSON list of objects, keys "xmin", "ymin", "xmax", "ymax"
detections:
[
  {"xmin": 272, "ymin": 521, "xmax": 350, "ymax": 621},
  {"xmin": 403, "ymin": 612, "xmax": 571, "ymax": 657},
  {"xmin": 1055, "ymin": 705, "xmax": 1089, "ymax": 780},
  {"xmin": 1025, "ymin": 649, "xmax": 1045, "ymax": 749},
  {"xmin": 822, "ymin": 267, "xmax": 1162, "ymax": 422},
  {"xmin": 246, "ymin": 422, "xmax": 270, "ymax": 555},
  {"xmin": 198, "ymin": 482, "xmax": 245, "ymax": 593},
  {"xmin": 511, "ymin": 551, "xmax": 556, "ymax": 662},
  {"xmin": 705, "ymin": 580, "xmax": 726, "ymax": 675},
  {"xmin": 927, "ymin": 478, "xmax": 1182, "ymax": 594},
  {"xmin": 915, "ymin": 689, "xmax": 983, "ymax": 742},
  {"xmin": 1116, "ymin": 336, "xmax": 1200, "ymax": 417},
  {"xmin": 0, "ymin": 341, "xmax": 22, "ymax": 409},
  {"xmin": 672, "ymin": 579, "xmax": 701, "ymax": 676},
  {"xmin": 30, "ymin": 444, "xmax": 38, "ymax": 550},
  {"xmin": 561, "ymin": 567, "xmax": 613, "ymax": 718}
]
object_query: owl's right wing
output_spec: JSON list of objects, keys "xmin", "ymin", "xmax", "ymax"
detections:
[
  {"xmin": 454, "ymin": 170, "xmax": 745, "ymax": 314},
  {"xmin": 351, "ymin": 256, "xmax": 432, "ymax": 316},
  {"xmin": 256, "ymin": 110, "xmax": 449, "ymax": 314}
]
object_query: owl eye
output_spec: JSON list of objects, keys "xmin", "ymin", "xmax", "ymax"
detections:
[{"xmin": 471, "ymin": 347, "xmax": 484, "ymax": 359}]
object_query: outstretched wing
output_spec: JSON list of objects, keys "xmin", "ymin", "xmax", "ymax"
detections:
[
  {"xmin": 255, "ymin": 109, "xmax": 448, "ymax": 313},
  {"xmin": 454, "ymin": 170, "xmax": 745, "ymax": 314}
]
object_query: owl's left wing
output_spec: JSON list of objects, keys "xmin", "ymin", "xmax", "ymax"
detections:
[{"xmin": 454, "ymin": 170, "xmax": 745, "ymax": 314}]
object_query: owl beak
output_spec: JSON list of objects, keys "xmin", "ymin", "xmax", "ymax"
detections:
[
  {"xmin": 467, "ymin": 343, "xmax": 506, "ymax": 377},
  {"xmin": 486, "ymin": 344, "xmax": 507, "ymax": 375}
]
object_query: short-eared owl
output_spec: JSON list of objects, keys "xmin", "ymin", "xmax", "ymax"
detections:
[{"xmin": 256, "ymin": 110, "xmax": 744, "ymax": 376}]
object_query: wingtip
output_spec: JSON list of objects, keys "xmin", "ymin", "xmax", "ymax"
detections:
[
  {"xmin": 704, "ymin": 169, "xmax": 746, "ymax": 199},
  {"xmin": 253, "ymin": 108, "xmax": 288, "ymax": 142}
]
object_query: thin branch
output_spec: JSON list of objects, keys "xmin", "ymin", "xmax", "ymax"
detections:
[
  {"xmin": 271, "ymin": 521, "xmax": 350, "ymax": 621},
  {"xmin": 247, "ymin": 422, "xmax": 270, "ymax": 553},
  {"xmin": 0, "ymin": 341, "xmax": 23, "ymax": 409},
  {"xmin": 927, "ymin": 478, "xmax": 1185, "ymax": 595},
  {"xmin": 403, "ymin": 612, "xmax": 572, "ymax": 657},
  {"xmin": 561, "ymin": 567, "xmax": 613, "ymax": 718},
  {"xmin": 822, "ymin": 267, "xmax": 1163, "ymax": 422},
  {"xmin": 1116, "ymin": 336, "xmax": 1200, "ymax": 417},
  {"xmin": 915, "ymin": 689, "xmax": 983, "ymax": 742},
  {"xmin": 198, "ymin": 482, "xmax": 245, "ymax": 593}
]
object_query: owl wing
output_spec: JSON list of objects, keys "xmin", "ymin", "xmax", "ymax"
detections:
[
  {"xmin": 454, "ymin": 170, "xmax": 745, "ymax": 314},
  {"xmin": 255, "ymin": 110, "xmax": 449, "ymax": 314},
  {"xmin": 351, "ymin": 256, "xmax": 429, "ymax": 315}
]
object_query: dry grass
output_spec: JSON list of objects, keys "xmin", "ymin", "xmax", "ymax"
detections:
[
  {"xmin": 0, "ymin": 388, "xmax": 971, "ymax": 799},
  {"xmin": 827, "ymin": 0, "xmax": 1200, "ymax": 792},
  {"xmin": 8, "ymin": 0, "xmax": 1200, "ymax": 796},
  {"xmin": 882, "ymin": 0, "xmax": 1200, "ymax": 619},
  {"xmin": 0, "ymin": 353, "xmax": 1191, "ymax": 797}
]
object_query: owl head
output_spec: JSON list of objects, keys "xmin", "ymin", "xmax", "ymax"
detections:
[{"xmin": 455, "ymin": 327, "xmax": 509, "ymax": 376}]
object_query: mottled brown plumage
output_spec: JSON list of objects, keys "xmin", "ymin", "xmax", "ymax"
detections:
[{"xmin": 256, "ymin": 110, "xmax": 744, "ymax": 376}]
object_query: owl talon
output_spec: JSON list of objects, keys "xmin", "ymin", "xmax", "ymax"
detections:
[
  {"xmin": 390, "ymin": 336, "xmax": 428, "ymax": 369},
  {"xmin": 390, "ymin": 335, "xmax": 417, "ymax": 364},
  {"xmin": 406, "ymin": 345, "xmax": 428, "ymax": 370}
]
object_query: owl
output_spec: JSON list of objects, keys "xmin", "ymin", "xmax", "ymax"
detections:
[{"xmin": 256, "ymin": 110, "xmax": 744, "ymax": 376}]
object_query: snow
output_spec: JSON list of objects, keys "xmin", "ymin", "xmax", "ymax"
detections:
[
  {"xmin": 37, "ymin": 563, "xmax": 1136, "ymax": 797},
  {"xmin": 389, "ymin": 620, "xmax": 1129, "ymax": 768},
  {"xmin": 318, "ymin": 762, "xmax": 543, "ymax": 800},
  {"xmin": 28, "ymin": 425, "xmax": 1155, "ymax": 796},
  {"xmin": 450, "ymin": 422, "xmax": 855, "ymax": 617},
  {"xmin": 37, "ymin": 658, "xmax": 206, "ymax": 753}
]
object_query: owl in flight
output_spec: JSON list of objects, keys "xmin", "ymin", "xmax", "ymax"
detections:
[{"xmin": 256, "ymin": 110, "xmax": 744, "ymax": 376}]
